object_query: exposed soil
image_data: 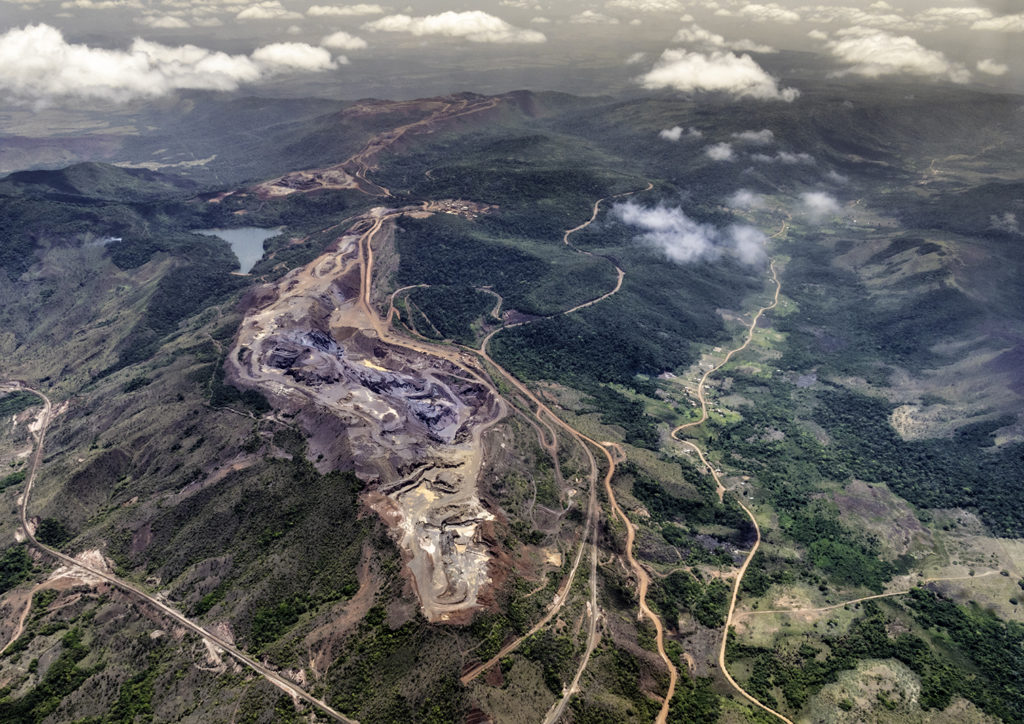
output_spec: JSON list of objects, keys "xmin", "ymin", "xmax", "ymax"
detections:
[{"xmin": 227, "ymin": 204, "xmax": 508, "ymax": 622}]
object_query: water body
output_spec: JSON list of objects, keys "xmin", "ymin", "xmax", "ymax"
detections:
[{"xmin": 194, "ymin": 227, "xmax": 282, "ymax": 274}]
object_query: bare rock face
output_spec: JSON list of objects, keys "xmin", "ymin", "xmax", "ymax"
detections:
[{"xmin": 227, "ymin": 216, "xmax": 506, "ymax": 622}]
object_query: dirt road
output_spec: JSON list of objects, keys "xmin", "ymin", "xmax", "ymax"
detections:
[
  {"xmin": 0, "ymin": 583, "xmax": 42, "ymax": 656},
  {"xmin": 467, "ymin": 185, "xmax": 681, "ymax": 723},
  {"xmin": 667, "ymin": 260, "xmax": 791, "ymax": 723},
  {"xmin": 735, "ymin": 570, "xmax": 999, "ymax": 619},
  {"xmin": 343, "ymin": 96, "xmax": 502, "ymax": 197},
  {"xmin": 8, "ymin": 383, "xmax": 358, "ymax": 724},
  {"xmin": 460, "ymin": 423, "xmax": 599, "ymax": 686},
  {"xmin": 544, "ymin": 507, "xmax": 600, "ymax": 724}
]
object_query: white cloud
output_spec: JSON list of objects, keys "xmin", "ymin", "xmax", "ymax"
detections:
[
  {"xmin": 729, "ymin": 224, "xmax": 768, "ymax": 264},
  {"xmin": 572, "ymin": 10, "xmax": 618, "ymax": 24},
  {"xmin": 659, "ymin": 125, "xmax": 702, "ymax": 141},
  {"xmin": 0, "ymin": 24, "xmax": 337, "ymax": 104},
  {"xmin": 799, "ymin": 191, "xmax": 841, "ymax": 222},
  {"xmin": 363, "ymin": 11, "xmax": 546, "ymax": 43},
  {"xmin": 613, "ymin": 201, "xmax": 766, "ymax": 265},
  {"xmin": 977, "ymin": 58, "xmax": 1008, "ymax": 76},
  {"xmin": 728, "ymin": 189, "xmax": 766, "ymax": 209},
  {"xmin": 321, "ymin": 30, "xmax": 368, "ymax": 50},
  {"xmin": 252, "ymin": 42, "xmax": 338, "ymax": 70},
  {"xmin": 307, "ymin": 3, "xmax": 383, "ymax": 16},
  {"xmin": 639, "ymin": 49, "xmax": 798, "ymax": 102},
  {"xmin": 626, "ymin": 51, "xmax": 646, "ymax": 64},
  {"xmin": 136, "ymin": 14, "xmax": 190, "ymax": 28},
  {"xmin": 61, "ymin": 0, "xmax": 141, "ymax": 8},
  {"xmin": 237, "ymin": 1, "xmax": 302, "ymax": 20},
  {"xmin": 807, "ymin": 29, "xmax": 828, "ymax": 41},
  {"xmin": 729, "ymin": 37, "xmax": 776, "ymax": 53},
  {"xmin": 751, "ymin": 151, "xmax": 814, "ymax": 164},
  {"xmin": 706, "ymin": 142, "xmax": 735, "ymax": 161},
  {"xmin": 732, "ymin": 128, "xmax": 774, "ymax": 145},
  {"xmin": 972, "ymin": 13, "xmax": 1024, "ymax": 32},
  {"xmin": 990, "ymin": 212, "xmax": 1020, "ymax": 234},
  {"xmin": 614, "ymin": 202, "xmax": 720, "ymax": 263},
  {"xmin": 531, "ymin": 16, "xmax": 551, "ymax": 24},
  {"xmin": 606, "ymin": 0, "xmax": 684, "ymax": 11},
  {"xmin": 673, "ymin": 24, "xmax": 775, "ymax": 54},
  {"xmin": 733, "ymin": 3, "xmax": 799, "ymax": 24},
  {"xmin": 674, "ymin": 24, "xmax": 726, "ymax": 46},
  {"xmin": 776, "ymin": 151, "xmax": 814, "ymax": 164},
  {"xmin": 826, "ymin": 27, "xmax": 970, "ymax": 83},
  {"xmin": 805, "ymin": 6, "xmax": 909, "ymax": 31},
  {"xmin": 915, "ymin": 7, "xmax": 992, "ymax": 29}
]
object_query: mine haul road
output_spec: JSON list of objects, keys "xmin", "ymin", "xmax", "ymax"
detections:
[
  {"xmin": 461, "ymin": 183, "xmax": 680, "ymax": 724},
  {"xmin": 7, "ymin": 151, "xmax": 791, "ymax": 724},
  {"xmin": 8, "ymin": 194, "xmax": 770, "ymax": 724},
  {"xmin": 347, "ymin": 208, "xmax": 601, "ymax": 690}
]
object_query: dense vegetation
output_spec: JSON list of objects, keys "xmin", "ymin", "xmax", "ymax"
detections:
[
  {"xmin": 650, "ymin": 571, "xmax": 730, "ymax": 629},
  {"xmin": 324, "ymin": 605, "xmax": 467, "ymax": 723},
  {"xmin": 775, "ymin": 240, "xmax": 985, "ymax": 378},
  {"xmin": 0, "ymin": 469, "xmax": 26, "ymax": 490},
  {"xmin": 489, "ymin": 243, "xmax": 760, "ymax": 390},
  {"xmin": 0, "ymin": 545, "xmax": 34, "ymax": 595},
  {"xmin": 568, "ymin": 646, "xmax": 661, "ymax": 722},
  {"xmin": 580, "ymin": 386, "xmax": 660, "ymax": 448},
  {"xmin": 400, "ymin": 285, "xmax": 496, "ymax": 345},
  {"xmin": 394, "ymin": 214, "xmax": 611, "ymax": 316},
  {"xmin": 0, "ymin": 627, "xmax": 94, "ymax": 720},
  {"xmin": 35, "ymin": 518, "xmax": 74, "ymax": 547},
  {"xmin": 813, "ymin": 389, "xmax": 1024, "ymax": 536},
  {"xmin": 716, "ymin": 369, "xmax": 1024, "ymax": 554},
  {"xmin": 0, "ymin": 392, "xmax": 39, "ymax": 416},
  {"xmin": 784, "ymin": 505, "xmax": 895, "ymax": 592},
  {"xmin": 728, "ymin": 590, "xmax": 1024, "ymax": 720},
  {"xmin": 104, "ymin": 235, "xmax": 245, "ymax": 374},
  {"xmin": 895, "ymin": 181, "xmax": 1024, "ymax": 242},
  {"xmin": 621, "ymin": 459, "xmax": 751, "ymax": 540}
]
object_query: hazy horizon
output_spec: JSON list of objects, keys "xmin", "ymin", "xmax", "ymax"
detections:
[{"xmin": 0, "ymin": 0, "xmax": 1021, "ymax": 112}]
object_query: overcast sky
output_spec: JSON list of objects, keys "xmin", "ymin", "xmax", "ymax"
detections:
[{"xmin": 1, "ymin": 0, "xmax": 1022, "ymax": 105}]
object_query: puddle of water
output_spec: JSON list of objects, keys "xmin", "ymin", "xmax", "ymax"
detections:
[{"xmin": 194, "ymin": 227, "xmax": 282, "ymax": 274}]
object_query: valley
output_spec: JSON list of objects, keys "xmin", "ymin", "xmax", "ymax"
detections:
[{"xmin": 0, "ymin": 79, "xmax": 1023, "ymax": 723}]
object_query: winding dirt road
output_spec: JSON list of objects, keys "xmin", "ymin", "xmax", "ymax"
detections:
[
  {"xmin": 344, "ymin": 96, "xmax": 503, "ymax": 197},
  {"xmin": 0, "ymin": 582, "xmax": 43, "ymax": 656},
  {"xmin": 7, "ymin": 383, "xmax": 358, "ymax": 724},
  {"xmin": 464, "ymin": 185, "xmax": 682, "ymax": 724}
]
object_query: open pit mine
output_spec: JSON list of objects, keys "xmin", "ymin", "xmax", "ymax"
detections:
[{"xmin": 227, "ymin": 207, "xmax": 506, "ymax": 622}]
